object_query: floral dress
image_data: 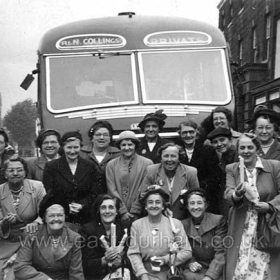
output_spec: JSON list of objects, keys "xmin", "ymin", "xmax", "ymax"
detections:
[{"xmin": 233, "ymin": 161, "xmax": 271, "ymax": 280}]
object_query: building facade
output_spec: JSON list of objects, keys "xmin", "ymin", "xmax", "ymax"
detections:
[{"xmin": 218, "ymin": 0, "xmax": 280, "ymax": 131}]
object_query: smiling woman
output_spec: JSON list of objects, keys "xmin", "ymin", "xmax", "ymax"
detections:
[
  {"xmin": 14, "ymin": 194, "xmax": 84, "ymax": 280},
  {"xmin": 43, "ymin": 131, "xmax": 100, "ymax": 229}
]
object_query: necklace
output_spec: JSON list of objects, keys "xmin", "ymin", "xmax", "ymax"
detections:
[
  {"xmin": 10, "ymin": 186, "xmax": 23, "ymax": 194},
  {"xmin": 261, "ymin": 139, "xmax": 274, "ymax": 148}
]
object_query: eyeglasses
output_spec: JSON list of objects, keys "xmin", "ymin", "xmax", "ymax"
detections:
[
  {"xmin": 94, "ymin": 133, "xmax": 110, "ymax": 138},
  {"xmin": 6, "ymin": 168, "xmax": 25, "ymax": 173},
  {"xmin": 181, "ymin": 130, "xmax": 196, "ymax": 136}
]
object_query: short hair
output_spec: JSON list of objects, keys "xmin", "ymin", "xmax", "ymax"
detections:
[
  {"xmin": 88, "ymin": 120, "xmax": 114, "ymax": 142},
  {"xmin": 157, "ymin": 142, "xmax": 184, "ymax": 162},
  {"xmin": 210, "ymin": 106, "xmax": 233, "ymax": 123},
  {"xmin": 236, "ymin": 133, "xmax": 261, "ymax": 151},
  {"xmin": 2, "ymin": 155, "xmax": 28, "ymax": 177},
  {"xmin": 178, "ymin": 120, "xmax": 198, "ymax": 130},
  {"xmin": 35, "ymin": 129, "xmax": 61, "ymax": 149},
  {"xmin": 253, "ymin": 114, "xmax": 279, "ymax": 132},
  {"xmin": 93, "ymin": 194, "xmax": 121, "ymax": 223}
]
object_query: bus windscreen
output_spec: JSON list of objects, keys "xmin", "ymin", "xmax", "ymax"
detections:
[
  {"xmin": 46, "ymin": 54, "xmax": 137, "ymax": 113},
  {"xmin": 139, "ymin": 49, "xmax": 231, "ymax": 104}
]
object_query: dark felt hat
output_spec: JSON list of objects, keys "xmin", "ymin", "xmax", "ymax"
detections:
[
  {"xmin": 139, "ymin": 185, "xmax": 170, "ymax": 204},
  {"xmin": 207, "ymin": 127, "xmax": 232, "ymax": 141},
  {"xmin": 253, "ymin": 108, "xmax": 280, "ymax": 124},
  {"xmin": 138, "ymin": 109, "xmax": 167, "ymax": 129},
  {"xmin": 39, "ymin": 194, "xmax": 70, "ymax": 219},
  {"xmin": 60, "ymin": 131, "xmax": 83, "ymax": 145}
]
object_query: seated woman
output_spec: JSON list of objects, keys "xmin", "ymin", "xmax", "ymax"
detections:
[
  {"xmin": 181, "ymin": 188, "xmax": 227, "ymax": 280},
  {"xmin": 128, "ymin": 185, "xmax": 192, "ymax": 280},
  {"xmin": 0, "ymin": 156, "xmax": 46, "ymax": 279},
  {"xmin": 14, "ymin": 194, "xmax": 84, "ymax": 280},
  {"xmin": 80, "ymin": 194, "xmax": 132, "ymax": 280}
]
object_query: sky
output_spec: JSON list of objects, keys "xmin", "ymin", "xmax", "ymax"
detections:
[{"xmin": 0, "ymin": 0, "xmax": 221, "ymax": 118}]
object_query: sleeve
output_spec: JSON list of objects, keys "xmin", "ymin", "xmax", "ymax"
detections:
[
  {"xmin": 14, "ymin": 235, "xmax": 49, "ymax": 280},
  {"xmin": 205, "ymin": 217, "xmax": 227, "ymax": 280},
  {"xmin": 127, "ymin": 222, "xmax": 148, "ymax": 278},
  {"xmin": 188, "ymin": 167, "xmax": 200, "ymax": 189},
  {"xmin": 42, "ymin": 163, "xmax": 55, "ymax": 194},
  {"xmin": 69, "ymin": 236, "xmax": 85, "ymax": 280},
  {"xmin": 36, "ymin": 182, "xmax": 46, "ymax": 212},
  {"xmin": 173, "ymin": 220, "xmax": 192, "ymax": 266},
  {"xmin": 266, "ymin": 162, "xmax": 280, "ymax": 211},
  {"xmin": 106, "ymin": 161, "xmax": 128, "ymax": 215},
  {"xmin": 25, "ymin": 159, "xmax": 35, "ymax": 180},
  {"xmin": 224, "ymin": 164, "xmax": 242, "ymax": 206}
]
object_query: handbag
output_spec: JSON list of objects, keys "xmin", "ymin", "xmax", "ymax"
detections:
[
  {"xmin": 102, "ymin": 267, "xmax": 130, "ymax": 280},
  {"xmin": 166, "ymin": 253, "xmax": 183, "ymax": 280},
  {"xmin": 256, "ymin": 211, "xmax": 280, "ymax": 253}
]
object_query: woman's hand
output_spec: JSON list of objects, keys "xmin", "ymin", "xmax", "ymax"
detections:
[
  {"xmin": 104, "ymin": 247, "xmax": 120, "ymax": 263},
  {"xmin": 141, "ymin": 274, "xmax": 150, "ymax": 280},
  {"xmin": 69, "ymin": 202, "xmax": 83, "ymax": 214},
  {"xmin": 1, "ymin": 213, "xmax": 16, "ymax": 226},
  {"xmin": 111, "ymin": 253, "xmax": 122, "ymax": 268},
  {"xmin": 253, "ymin": 201, "xmax": 270, "ymax": 213},
  {"xmin": 235, "ymin": 182, "xmax": 247, "ymax": 197},
  {"xmin": 202, "ymin": 277, "xmax": 212, "ymax": 280},
  {"xmin": 23, "ymin": 222, "xmax": 39, "ymax": 233},
  {"xmin": 189, "ymin": 261, "xmax": 202, "ymax": 272}
]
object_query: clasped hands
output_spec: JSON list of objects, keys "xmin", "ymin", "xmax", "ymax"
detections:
[
  {"xmin": 235, "ymin": 182, "xmax": 270, "ymax": 213},
  {"xmin": 103, "ymin": 247, "xmax": 122, "ymax": 268},
  {"xmin": 189, "ymin": 262, "xmax": 212, "ymax": 280}
]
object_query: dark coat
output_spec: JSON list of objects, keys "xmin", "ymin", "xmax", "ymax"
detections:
[
  {"xmin": 182, "ymin": 213, "xmax": 227, "ymax": 280},
  {"xmin": 79, "ymin": 219, "xmax": 131, "ymax": 280},
  {"xmin": 80, "ymin": 144, "xmax": 121, "ymax": 194},
  {"xmin": 14, "ymin": 225, "xmax": 84, "ymax": 280},
  {"xmin": 225, "ymin": 158, "xmax": 280, "ymax": 280},
  {"xmin": 178, "ymin": 140, "xmax": 221, "ymax": 213},
  {"xmin": 42, "ymin": 155, "xmax": 99, "ymax": 224},
  {"xmin": 139, "ymin": 163, "xmax": 199, "ymax": 219},
  {"xmin": 138, "ymin": 136, "xmax": 169, "ymax": 163},
  {"xmin": 257, "ymin": 138, "xmax": 280, "ymax": 161}
]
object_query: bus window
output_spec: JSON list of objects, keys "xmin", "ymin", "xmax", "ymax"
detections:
[
  {"xmin": 139, "ymin": 49, "xmax": 230, "ymax": 104},
  {"xmin": 46, "ymin": 54, "xmax": 138, "ymax": 113}
]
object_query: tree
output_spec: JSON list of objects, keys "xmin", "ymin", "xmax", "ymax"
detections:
[{"xmin": 3, "ymin": 99, "xmax": 37, "ymax": 149}]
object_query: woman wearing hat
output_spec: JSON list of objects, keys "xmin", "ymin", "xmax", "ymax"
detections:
[
  {"xmin": 80, "ymin": 120, "xmax": 120, "ymax": 193},
  {"xmin": 128, "ymin": 185, "xmax": 192, "ymax": 280},
  {"xmin": 80, "ymin": 194, "xmax": 132, "ymax": 280},
  {"xmin": 252, "ymin": 108, "xmax": 280, "ymax": 160},
  {"xmin": 106, "ymin": 131, "xmax": 153, "ymax": 221},
  {"xmin": 138, "ymin": 110, "xmax": 169, "ymax": 163},
  {"xmin": 26, "ymin": 129, "xmax": 61, "ymax": 181},
  {"xmin": 181, "ymin": 188, "xmax": 227, "ymax": 280},
  {"xmin": 14, "ymin": 194, "xmax": 84, "ymax": 280},
  {"xmin": 43, "ymin": 131, "xmax": 99, "ymax": 229}
]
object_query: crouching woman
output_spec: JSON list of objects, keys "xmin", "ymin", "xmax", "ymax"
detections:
[{"xmin": 14, "ymin": 194, "xmax": 84, "ymax": 280}]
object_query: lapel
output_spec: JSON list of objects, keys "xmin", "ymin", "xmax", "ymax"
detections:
[
  {"xmin": 36, "ymin": 225, "xmax": 74, "ymax": 264},
  {"xmin": 0, "ymin": 183, "xmax": 17, "ymax": 215},
  {"xmin": 16, "ymin": 180, "xmax": 34, "ymax": 219},
  {"xmin": 156, "ymin": 164, "xmax": 188, "ymax": 204},
  {"xmin": 74, "ymin": 157, "xmax": 89, "ymax": 183},
  {"xmin": 56, "ymin": 156, "xmax": 76, "ymax": 183},
  {"xmin": 197, "ymin": 213, "xmax": 221, "ymax": 236}
]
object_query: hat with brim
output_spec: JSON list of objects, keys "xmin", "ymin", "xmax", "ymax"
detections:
[
  {"xmin": 252, "ymin": 108, "xmax": 280, "ymax": 124},
  {"xmin": 139, "ymin": 185, "xmax": 170, "ymax": 205},
  {"xmin": 115, "ymin": 130, "xmax": 140, "ymax": 149},
  {"xmin": 207, "ymin": 127, "xmax": 232, "ymax": 141},
  {"xmin": 138, "ymin": 109, "xmax": 167, "ymax": 129}
]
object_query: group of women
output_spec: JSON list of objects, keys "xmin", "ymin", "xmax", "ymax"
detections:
[{"xmin": 0, "ymin": 106, "xmax": 280, "ymax": 280}]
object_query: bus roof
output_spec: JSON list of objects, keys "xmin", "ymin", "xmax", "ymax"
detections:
[{"xmin": 38, "ymin": 14, "xmax": 226, "ymax": 54}]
